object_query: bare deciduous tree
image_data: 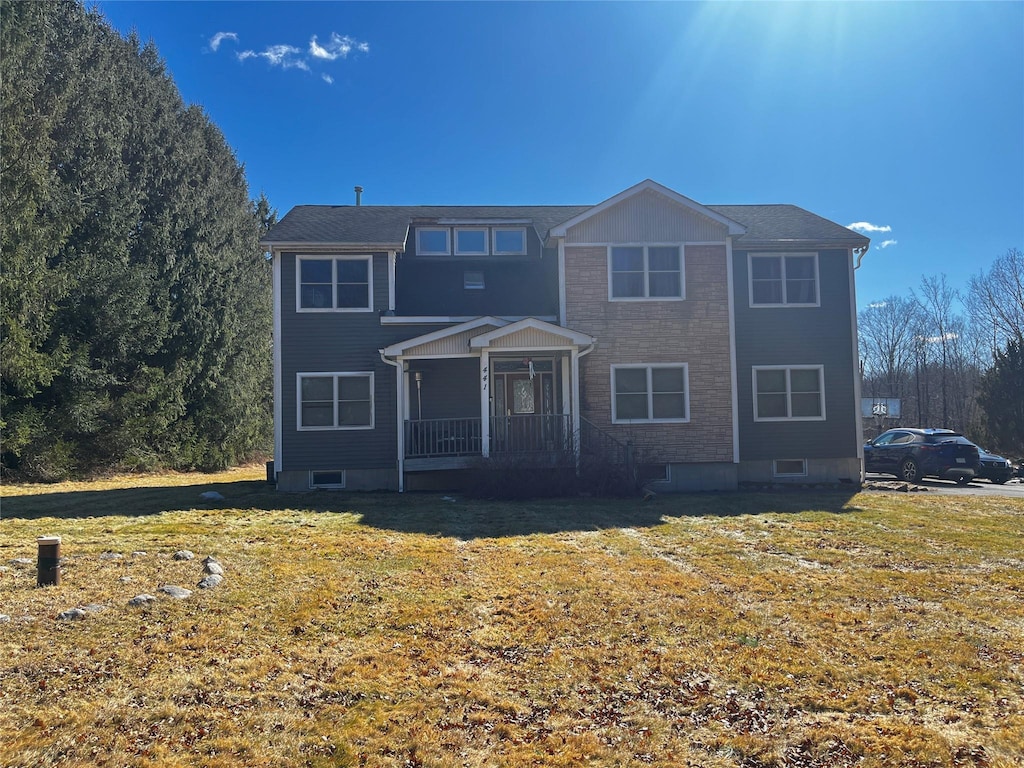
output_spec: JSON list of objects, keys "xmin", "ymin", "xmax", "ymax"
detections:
[{"xmin": 967, "ymin": 247, "xmax": 1024, "ymax": 351}]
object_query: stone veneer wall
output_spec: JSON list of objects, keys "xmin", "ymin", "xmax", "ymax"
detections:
[{"xmin": 565, "ymin": 244, "xmax": 734, "ymax": 464}]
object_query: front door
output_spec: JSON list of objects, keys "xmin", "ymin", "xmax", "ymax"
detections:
[{"xmin": 491, "ymin": 361, "xmax": 556, "ymax": 453}]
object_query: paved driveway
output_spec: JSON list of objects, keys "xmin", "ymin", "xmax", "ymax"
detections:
[{"xmin": 865, "ymin": 473, "xmax": 1024, "ymax": 498}]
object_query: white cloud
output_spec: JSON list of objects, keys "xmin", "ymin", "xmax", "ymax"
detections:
[
  {"xmin": 920, "ymin": 332, "xmax": 959, "ymax": 343},
  {"xmin": 230, "ymin": 32, "xmax": 367, "ymax": 82},
  {"xmin": 310, "ymin": 33, "xmax": 369, "ymax": 61},
  {"xmin": 237, "ymin": 44, "xmax": 309, "ymax": 71},
  {"xmin": 867, "ymin": 301, "xmax": 888, "ymax": 309},
  {"xmin": 847, "ymin": 221, "xmax": 892, "ymax": 234},
  {"xmin": 876, "ymin": 239, "xmax": 898, "ymax": 249},
  {"xmin": 209, "ymin": 32, "xmax": 238, "ymax": 52}
]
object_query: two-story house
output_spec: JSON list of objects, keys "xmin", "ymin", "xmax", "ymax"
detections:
[{"xmin": 261, "ymin": 180, "xmax": 869, "ymax": 493}]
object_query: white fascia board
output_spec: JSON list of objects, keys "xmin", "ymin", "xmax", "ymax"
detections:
[
  {"xmin": 548, "ymin": 179, "xmax": 747, "ymax": 237},
  {"xmin": 259, "ymin": 240, "xmax": 406, "ymax": 252},
  {"xmin": 437, "ymin": 218, "xmax": 533, "ymax": 225},
  {"xmin": 380, "ymin": 314, "xmax": 558, "ymax": 325},
  {"xmin": 382, "ymin": 316, "xmax": 509, "ymax": 357},
  {"xmin": 469, "ymin": 317, "xmax": 595, "ymax": 348}
]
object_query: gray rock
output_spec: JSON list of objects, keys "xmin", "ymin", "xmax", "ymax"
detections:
[
  {"xmin": 11, "ymin": 558, "xmax": 33, "ymax": 566},
  {"xmin": 131, "ymin": 551, "xmax": 147, "ymax": 557},
  {"xmin": 119, "ymin": 576, "xmax": 132, "ymax": 584},
  {"xmin": 99, "ymin": 552, "xmax": 123, "ymax": 560},
  {"xmin": 199, "ymin": 491, "xmax": 224, "ymax": 501},
  {"xmin": 58, "ymin": 608, "xmax": 87, "ymax": 620},
  {"xmin": 197, "ymin": 573, "xmax": 223, "ymax": 589},
  {"xmin": 173, "ymin": 550, "xmax": 194, "ymax": 561},
  {"xmin": 159, "ymin": 585, "xmax": 192, "ymax": 599},
  {"xmin": 81, "ymin": 603, "xmax": 105, "ymax": 613},
  {"xmin": 128, "ymin": 594, "xmax": 157, "ymax": 606},
  {"xmin": 202, "ymin": 558, "xmax": 224, "ymax": 575},
  {"xmin": 0, "ymin": 614, "xmax": 10, "ymax": 623}
]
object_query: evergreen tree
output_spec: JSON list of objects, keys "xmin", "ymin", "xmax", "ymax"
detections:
[
  {"xmin": 977, "ymin": 342, "xmax": 1024, "ymax": 456},
  {"xmin": 1, "ymin": 0, "xmax": 274, "ymax": 478}
]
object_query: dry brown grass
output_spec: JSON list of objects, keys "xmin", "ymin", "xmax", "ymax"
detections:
[{"xmin": 1, "ymin": 469, "xmax": 1022, "ymax": 767}]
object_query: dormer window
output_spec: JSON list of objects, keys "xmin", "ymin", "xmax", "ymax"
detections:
[
  {"xmin": 455, "ymin": 227, "xmax": 489, "ymax": 256},
  {"xmin": 492, "ymin": 227, "xmax": 526, "ymax": 255},
  {"xmin": 417, "ymin": 228, "xmax": 450, "ymax": 255}
]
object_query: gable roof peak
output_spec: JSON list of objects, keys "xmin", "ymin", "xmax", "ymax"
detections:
[{"xmin": 548, "ymin": 180, "xmax": 747, "ymax": 238}]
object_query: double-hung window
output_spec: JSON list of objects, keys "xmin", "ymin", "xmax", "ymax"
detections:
[
  {"xmin": 297, "ymin": 256, "xmax": 372, "ymax": 311},
  {"xmin": 298, "ymin": 372, "xmax": 374, "ymax": 430},
  {"xmin": 749, "ymin": 253, "xmax": 818, "ymax": 306},
  {"xmin": 609, "ymin": 245, "xmax": 683, "ymax": 300},
  {"xmin": 753, "ymin": 366, "xmax": 825, "ymax": 421},
  {"xmin": 612, "ymin": 364, "xmax": 689, "ymax": 423}
]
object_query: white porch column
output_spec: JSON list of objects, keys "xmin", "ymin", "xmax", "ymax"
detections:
[
  {"xmin": 571, "ymin": 348, "xmax": 581, "ymax": 464},
  {"xmin": 480, "ymin": 350, "xmax": 490, "ymax": 458},
  {"xmin": 397, "ymin": 357, "xmax": 406, "ymax": 492}
]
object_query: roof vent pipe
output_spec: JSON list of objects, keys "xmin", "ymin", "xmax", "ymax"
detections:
[{"xmin": 354, "ymin": 186, "xmax": 363, "ymax": 206}]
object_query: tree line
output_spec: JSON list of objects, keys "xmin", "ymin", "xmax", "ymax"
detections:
[
  {"xmin": 1, "ymin": 0, "xmax": 275, "ymax": 480},
  {"xmin": 859, "ymin": 247, "xmax": 1024, "ymax": 456}
]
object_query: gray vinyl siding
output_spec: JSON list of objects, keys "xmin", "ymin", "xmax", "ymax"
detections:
[
  {"xmin": 396, "ymin": 228, "xmax": 559, "ymax": 317},
  {"xmin": 733, "ymin": 248, "xmax": 859, "ymax": 461},
  {"xmin": 279, "ymin": 251, "xmax": 447, "ymax": 472},
  {"xmin": 405, "ymin": 359, "xmax": 481, "ymax": 420}
]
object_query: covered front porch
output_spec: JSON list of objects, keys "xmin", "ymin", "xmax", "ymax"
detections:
[{"xmin": 381, "ymin": 317, "xmax": 595, "ymax": 488}]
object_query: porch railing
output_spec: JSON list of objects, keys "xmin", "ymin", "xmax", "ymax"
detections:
[
  {"xmin": 490, "ymin": 414, "xmax": 573, "ymax": 455},
  {"xmin": 403, "ymin": 415, "xmax": 576, "ymax": 459}
]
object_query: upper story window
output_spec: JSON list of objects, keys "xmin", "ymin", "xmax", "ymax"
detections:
[
  {"xmin": 298, "ymin": 372, "xmax": 374, "ymax": 430},
  {"xmin": 464, "ymin": 270, "xmax": 485, "ymax": 290},
  {"xmin": 455, "ymin": 227, "xmax": 489, "ymax": 256},
  {"xmin": 749, "ymin": 253, "xmax": 819, "ymax": 307},
  {"xmin": 753, "ymin": 365, "xmax": 825, "ymax": 421},
  {"xmin": 611, "ymin": 364, "xmax": 689, "ymax": 423},
  {"xmin": 492, "ymin": 227, "xmax": 526, "ymax": 255},
  {"xmin": 297, "ymin": 256, "xmax": 372, "ymax": 312},
  {"xmin": 609, "ymin": 245, "xmax": 683, "ymax": 300},
  {"xmin": 417, "ymin": 228, "xmax": 451, "ymax": 255}
]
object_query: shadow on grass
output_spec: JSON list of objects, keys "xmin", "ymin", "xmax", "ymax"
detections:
[{"xmin": 2, "ymin": 480, "xmax": 862, "ymax": 538}]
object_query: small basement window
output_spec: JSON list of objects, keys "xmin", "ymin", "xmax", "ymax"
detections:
[
  {"xmin": 310, "ymin": 470, "xmax": 346, "ymax": 489},
  {"xmin": 773, "ymin": 459, "xmax": 807, "ymax": 477},
  {"xmin": 464, "ymin": 270, "xmax": 485, "ymax": 290}
]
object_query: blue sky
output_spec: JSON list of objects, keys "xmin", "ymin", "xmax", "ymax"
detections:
[{"xmin": 95, "ymin": 1, "xmax": 1023, "ymax": 311}]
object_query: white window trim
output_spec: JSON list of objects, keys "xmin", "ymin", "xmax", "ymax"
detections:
[
  {"xmin": 748, "ymin": 252, "xmax": 820, "ymax": 308},
  {"xmin": 309, "ymin": 470, "xmax": 346, "ymax": 489},
  {"xmin": 295, "ymin": 255, "xmax": 373, "ymax": 313},
  {"xmin": 416, "ymin": 227, "xmax": 451, "ymax": 256},
  {"xmin": 492, "ymin": 227, "xmax": 527, "ymax": 256},
  {"xmin": 607, "ymin": 244, "xmax": 685, "ymax": 302},
  {"xmin": 610, "ymin": 363, "xmax": 690, "ymax": 424},
  {"xmin": 773, "ymin": 459, "xmax": 808, "ymax": 477},
  {"xmin": 454, "ymin": 227, "xmax": 490, "ymax": 256},
  {"xmin": 752, "ymin": 365, "xmax": 826, "ymax": 422},
  {"xmin": 297, "ymin": 371, "xmax": 375, "ymax": 431}
]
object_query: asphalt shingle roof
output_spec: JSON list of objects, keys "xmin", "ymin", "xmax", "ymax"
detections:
[{"xmin": 262, "ymin": 201, "xmax": 868, "ymax": 249}]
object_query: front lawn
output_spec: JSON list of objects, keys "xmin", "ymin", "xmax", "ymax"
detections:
[{"xmin": 1, "ymin": 469, "xmax": 1021, "ymax": 767}]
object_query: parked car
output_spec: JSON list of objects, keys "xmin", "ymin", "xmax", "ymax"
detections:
[
  {"xmin": 864, "ymin": 428, "xmax": 980, "ymax": 485},
  {"xmin": 975, "ymin": 447, "xmax": 1014, "ymax": 484}
]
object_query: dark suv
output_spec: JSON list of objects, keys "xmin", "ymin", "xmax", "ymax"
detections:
[{"xmin": 864, "ymin": 428, "xmax": 981, "ymax": 485}]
